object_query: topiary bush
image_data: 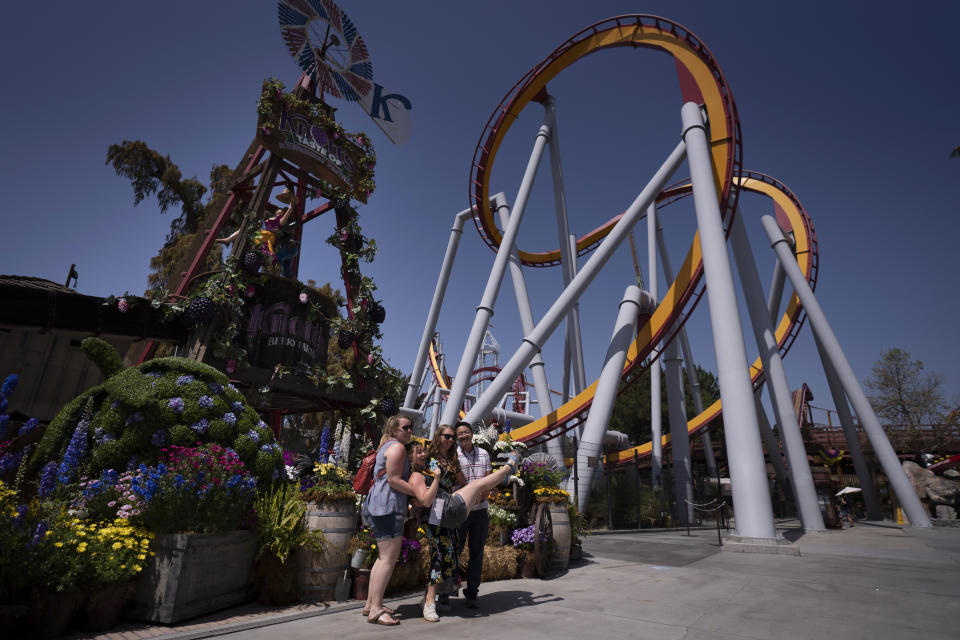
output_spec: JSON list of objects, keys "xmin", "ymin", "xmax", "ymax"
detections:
[{"xmin": 30, "ymin": 342, "xmax": 283, "ymax": 487}]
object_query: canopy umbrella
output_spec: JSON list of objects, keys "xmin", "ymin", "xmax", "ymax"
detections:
[{"xmin": 835, "ymin": 487, "xmax": 862, "ymax": 497}]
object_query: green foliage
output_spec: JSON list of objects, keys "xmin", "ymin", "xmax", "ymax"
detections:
[
  {"xmin": 81, "ymin": 337, "xmax": 123, "ymax": 378},
  {"xmin": 254, "ymin": 483, "xmax": 324, "ymax": 562},
  {"xmin": 30, "ymin": 355, "xmax": 284, "ymax": 486},
  {"xmin": 609, "ymin": 364, "xmax": 720, "ymax": 445},
  {"xmin": 865, "ymin": 348, "xmax": 953, "ymax": 455}
]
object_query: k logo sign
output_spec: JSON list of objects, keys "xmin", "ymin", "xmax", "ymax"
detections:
[{"xmin": 360, "ymin": 83, "xmax": 413, "ymax": 146}]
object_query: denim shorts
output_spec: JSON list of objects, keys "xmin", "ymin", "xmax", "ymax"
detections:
[{"xmin": 367, "ymin": 513, "xmax": 404, "ymax": 541}]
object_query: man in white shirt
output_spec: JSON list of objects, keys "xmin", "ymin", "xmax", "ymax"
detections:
[{"xmin": 455, "ymin": 421, "xmax": 491, "ymax": 609}]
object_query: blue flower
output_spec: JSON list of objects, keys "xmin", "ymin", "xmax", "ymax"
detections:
[
  {"xmin": 207, "ymin": 382, "xmax": 223, "ymax": 395},
  {"xmin": 17, "ymin": 417, "xmax": 39, "ymax": 436},
  {"xmin": 191, "ymin": 419, "xmax": 210, "ymax": 434},
  {"xmin": 0, "ymin": 414, "xmax": 9, "ymax": 440},
  {"xmin": 223, "ymin": 412, "xmax": 236, "ymax": 426},
  {"xmin": 231, "ymin": 401, "xmax": 245, "ymax": 414},
  {"xmin": 57, "ymin": 420, "xmax": 89, "ymax": 484},
  {"xmin": 168, "ymin": 397, "xmax": 184, "ymax": 414},
  {"xmin": 28, "ymin": 521, "xmax": 48, "ymax": 548},
  {"xmin": 145, "ymin": 371, "xmax": 162, "ymax": 379},
  {"xmin": 1, "ymin": 374, "xmax": 19, "ymax": 395},
  {"xmin": 151, "ymin": 429, "xmax": 167, "ymax": 447},
  {"xmin": 259, "ymin": 444, "xmax": 273, "ymax": 452},
  {"xmin": 198, "ymin": 395, "xmax": 214, "ymax": 409},
  {"xmin": 12, "ymin": 504, "xmax": 27, "ymax": 528},
  {"xmin": 176, "ymin": 375, "xmax": 195, "ymax": 386},
  {"xmin": 37, "ymin": 461, "xmax": 58, "ymax": 497},
  {"xmin": 246, "ymin": 430, "xmax": 260, "ymax": 444}
]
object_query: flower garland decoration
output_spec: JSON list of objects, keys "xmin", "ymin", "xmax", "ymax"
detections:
[{"xmin": 533, "ymin": 487, "xmax": 570, "ymax": 504}]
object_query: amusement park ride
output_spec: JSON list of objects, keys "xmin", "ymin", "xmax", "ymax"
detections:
[
  {"xmin": 396, "ymin": 14, "xmax": 933, "ymax": 539},
  {"xmin": 143, "ymin": 1, "xmax": 930, "ymax": 542}
]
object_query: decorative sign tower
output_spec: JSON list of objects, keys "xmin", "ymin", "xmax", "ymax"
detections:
[{"xmin": 139, "ymin": 0, "xmax": 411, "ymax": 426}]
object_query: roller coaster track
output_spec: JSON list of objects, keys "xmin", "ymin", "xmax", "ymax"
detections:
[{"xmin": 424, "ymin": 16, "xmax": 819, "ymax": 467}]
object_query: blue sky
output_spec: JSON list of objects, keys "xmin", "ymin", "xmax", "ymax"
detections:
[{"xmin": 2, "ymin": 1, "xmax": 958, "ymax": 426}]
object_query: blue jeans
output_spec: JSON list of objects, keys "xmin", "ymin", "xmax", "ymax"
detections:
[{"xmin": 457, "ymin": 508, "xmax": 489, "ymax": 599}]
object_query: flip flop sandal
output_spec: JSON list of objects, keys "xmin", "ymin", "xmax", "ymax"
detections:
[
  {"xmin": 361, "ymin": 606, "xmax": 399, "ymax": 617},
  {"xmin": 368, "ymin": 610, "xmax": 400, "ymax": 626}
]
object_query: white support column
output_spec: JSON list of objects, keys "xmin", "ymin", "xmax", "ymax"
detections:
[
  {"xmin": 664, "ymin": 337, "xmax": 693, "ymax": 525},
  {"xmin": 814, "ymin": 334, "xmax": 884, "ymax": 520},
  {"xmin": 495, "ymin": 196, "xmax": 564, "ymax": 458},
  {"xmin": 730, "ymin": 211, "xmax": 825, "ymax": 531},
  {"xmin": 404, "ymin": 203, "xmax": 489, "ymax": 409},
  {"xmin": 573, "ymin": 286, "xmax": 654, "ymax": 512},
  {"xmin": 754, "ymin": 390, "xmax": 791, "ymax": 497},
  {"xmin": 761, "ymin": 215, "xmax": 931, "ymax": 527},
  {"xmin": 441, "ymin": 110, "xmax": 556, "ymax": 427},
  {"xmin": 681, "ymin": 102, "xmax": 775, "ymax": 539},
  {"xmin": 429, "ymin": 386, "xmax": 442, "ymax": 439},
  {"xmin": 648, "ymin": 203, "xmax": 662, "ymax": 487},
  {"xmin": 462, "ymin": 138, "xmax": 688, "ymax": 426},
  {"xmin": 655, "ymin": 222, "xmax": 718, "ymax": 477}
]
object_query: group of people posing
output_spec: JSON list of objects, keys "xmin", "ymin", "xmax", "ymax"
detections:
[{"xmin": 360, "ymin": 415, "xmax": 520, "ymax": 626}]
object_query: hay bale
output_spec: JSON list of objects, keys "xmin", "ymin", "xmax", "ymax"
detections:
[{"xmin": 459, "ymin": 544, "xmax": 519, "ymax": 581}]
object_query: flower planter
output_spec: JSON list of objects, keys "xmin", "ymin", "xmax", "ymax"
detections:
[
  {"xmin": 127, "ymin": 530, "xmax": 256, "ymax": 624},
  {"xmin": 296, "ymin": 499, "xmax": 357, "ymax": 602},
  {"xmin": 547, "ymin": 503, "xmax": 571, "ymax": 571},
  {"xmin": 350, "ymin": 549, "xmax": 369, "ymax": 569},
  {"xmin": 81, "ymin": 582, "xmax": 136, "ymax": 631},
  {"xmin": 27, "ymin": 588, "xmax": 84, "ymax": 639},
  {"xmin": 256, "ymin": 554, "xmax": 299, "ymax": 605},
  {"xmin": 352, "ymin": 569, "xmax": 370, "ymax": 600}
]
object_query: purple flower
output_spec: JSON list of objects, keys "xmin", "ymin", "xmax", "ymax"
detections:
[
  {"xmin": 231, "ymin": 401, "xmax": 245, "ymax": 414},
  {"xmin": 299, "ymin": 292, "xmax": 308, "ymax": 304},
  {"xmin": 151, "ymin": 429, "xmax": 167, "ymax": 447},
  {"xmin": 0, "ymin": 414, "xmax": 9, "ymax": 440},
  {"xmin": 207, "ymin": 382, "xmax": 223, "ymax": 395},
  {"xmin": 145, "ymin": 371, "xmax": 162, "ymax": 379},
  {"xmin": 58, "ymin": 420, "xmax": 89, "ymax": 483},
  {"xmin": 191, "ymin": 419, "xmax": 210, "ymax": 434},
  {"xmin": 28, "ymin": 521, "xmax": 48, "ymax": 548},
  {"xmin": 223, "ymin": 412, "xmax": 236, "ymax": 426},
  {"xmin": 246, "ymin": 430, "xmax": 260, "ymax": 444},
  {"xmin": 168, "ymin": 397, "xmax": 184, "ymax": 414},
  {"xmin": 38, "ymin": 461, "xmax": 58, "ymax": 497},
  {"xmin": 198, "ymin": 395, "xmax": 214, "ymax": 409},
  {"xmin": 176, "ymin": 375, "xmax": 195, "ymax": 386}
]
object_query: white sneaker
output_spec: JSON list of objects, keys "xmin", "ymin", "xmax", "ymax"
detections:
[{"xmin": 423, "ymin": 602, "xmax": 439, "ymax": 622}]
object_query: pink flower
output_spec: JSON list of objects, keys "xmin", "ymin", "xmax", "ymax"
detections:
[
  {"xmin": 299, "ymin": 292, "xmax": 308, "ymax": 304},
  {"xmin": 117, "ymin": 298, "xmax": 129, "ymax": 313},
  {"xmin": 228, "ymin": 284, "xmax": 236, "ymax": 296},
  {"xmin": 226, "ymin": 359, "xmax": 237, "ymax": 374},
  {"xmin": 245, "ymin": 285, "xmax": 256, "ymax": 298},
  {"xmin": 367, "ymin": 354, "xmax": 375, "ymax": 365},
  {"xmin": 108, "ymin": 501, "xmax": 117, "ymax": 507}
]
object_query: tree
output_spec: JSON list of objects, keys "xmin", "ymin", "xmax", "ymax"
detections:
[
  {"xmin": 864, "ymin": 348, "xmax": 952, "ymax": 455},
  {"xmin": 608, "ymin": 362, "xmax": 720, "ymax": 446},
  {"xmin": 106, "ymin": 140, "xmax": 231, "ymax": 294}
]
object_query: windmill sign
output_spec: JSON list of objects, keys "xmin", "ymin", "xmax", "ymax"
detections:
[{"xmin": 278, "ymin": 0, "xmax": 413, "ymax": 146}]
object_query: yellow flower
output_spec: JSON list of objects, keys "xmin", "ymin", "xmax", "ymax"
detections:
[
  {"xmin": 54, "ymin": 542, "xmax": 63, "ymax": 548},
  {"xmin": 77, "ymin": 543, "xmax": 88, "ymax": 552},
  {"xmin": 138, "ymin": 554, "xmax": 146, "ymax": 560},
  {"xmin": 120, "ymin": 564, "xmax": 126, "ymax": 569},
  {"xmin": 112, "ymin": 542, "xmax": 122, "ymax": 550},
  {"xmin": 133, "ymin": 565, "xmax": 142, "ymax": 572}
]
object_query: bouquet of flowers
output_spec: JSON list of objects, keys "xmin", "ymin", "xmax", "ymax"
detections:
[
  {"xmin": 493, "ymin": 433, "xmax": 527, "ymax": 455},
  {"xmin": 488, "ymin": 503, "xmax": 518, "ymax": 530},
  {"xmin": 300, "ymin": 461, "xmax": 355, "ymax": 503},
  {"xmin": 520, "ymin": 460, "xmax": 564, "ymax": 491}
]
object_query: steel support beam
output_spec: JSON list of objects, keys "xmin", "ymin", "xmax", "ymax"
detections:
[{"xmin": 761, "ymin": 215, "xmax": 931, "ymax": 527}]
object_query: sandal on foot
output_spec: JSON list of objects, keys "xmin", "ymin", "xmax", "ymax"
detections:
[
  {"xmin": 368, "ymin": 610, "xmax": 400, "ymax": 626},
  {"xmin": 362, "ymin": 606, "xmax": 398, "ymax": 618}
]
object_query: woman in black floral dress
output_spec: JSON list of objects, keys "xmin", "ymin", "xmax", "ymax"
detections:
[{"xmin": 417, "ymin": 425, "xmax": 466, "ymax": 621}]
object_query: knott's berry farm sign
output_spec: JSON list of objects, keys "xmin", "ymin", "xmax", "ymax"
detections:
[{"xmin": 257, "ymin": 107, "xmax": 367, "ymax": 201}]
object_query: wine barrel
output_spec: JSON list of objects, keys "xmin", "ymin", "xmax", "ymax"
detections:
[
  {"xmin": 296, "ymin": 500, "xmax": 357, "ymax": 602},
  {"xmin": 548, "ymin": 503, "xmax": 571, "ymax": 571}
]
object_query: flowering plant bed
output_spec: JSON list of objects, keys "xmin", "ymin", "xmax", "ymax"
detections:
[
  {"xmin": 533, "ymin": 487, "xmax": 570, "ymax": 503},
  {"xmin": 300, "ymin": 461, "xmax": 355, "ymax": 503}
]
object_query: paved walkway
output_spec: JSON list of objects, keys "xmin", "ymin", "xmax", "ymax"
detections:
[{"xmin": 67, "ymin": 519, "xmax": 960, "ymax": 640}]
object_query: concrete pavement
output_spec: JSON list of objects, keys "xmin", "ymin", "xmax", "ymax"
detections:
[{"xmin": 71, "ymin": 520, "xmax": 960, "ymax": 640}]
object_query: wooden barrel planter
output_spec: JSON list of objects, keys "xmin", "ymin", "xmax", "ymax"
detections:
[
  {"xmin": 296, "ymin": 499, "xmax": 357, "ymax": 602},
  {"xmin": 547, "ymin": 503, "xmax": 572, "ymax": 571}
]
